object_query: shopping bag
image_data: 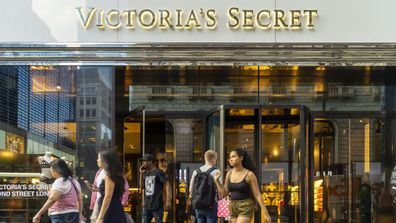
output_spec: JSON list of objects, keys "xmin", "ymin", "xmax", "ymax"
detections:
[{"xmin": 217, "ymin": 198, "xmax": 230, "ymax": 218}]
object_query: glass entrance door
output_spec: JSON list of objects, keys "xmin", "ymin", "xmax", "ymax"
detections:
[
  {"xmin": 261, "ymin": 108, "xmax": 304, "ymax": 223},
  {"xmin": 207, "ymin": 105, "xmax": 314, "ymax": 223},
  {"xmin": 122, "ymin": 106, "xmax": 146, "ymax": 222},
  {"xmin": 123, "ymin": 109, "xmax": 207, "ymax": 223}
]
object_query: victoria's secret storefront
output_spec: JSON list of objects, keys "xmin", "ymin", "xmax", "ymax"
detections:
[{"xmin": 1, "ymin": 0, "xmax": 396, "ymax": 223}]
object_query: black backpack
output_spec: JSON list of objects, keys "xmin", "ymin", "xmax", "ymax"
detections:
[{"xmin": 192, "ymin": 167, "xmax": 217, "ymax": 209}]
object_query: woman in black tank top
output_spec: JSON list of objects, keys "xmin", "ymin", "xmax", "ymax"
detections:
[
  {"xmin": 214, "ymin": 148, "xmax": 271, "ymax": 223},
  {"xmin": 228, "ymin": 171, "xmax": 251, "ymax": 200}
]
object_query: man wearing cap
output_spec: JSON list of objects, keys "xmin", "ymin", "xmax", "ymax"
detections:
[{"xmin": 140, "ymin": 154, "xmax": 172, "ymax": 223}]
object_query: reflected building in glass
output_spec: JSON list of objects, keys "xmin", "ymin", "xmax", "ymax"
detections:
[{"xmin": 75, "ymin": 67, "xmax": 114, "ymax": 179}]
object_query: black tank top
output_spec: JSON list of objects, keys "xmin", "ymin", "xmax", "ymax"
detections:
[{"xmin": 228, "ymin": 171, "xmax": 251, "ymax": 200}]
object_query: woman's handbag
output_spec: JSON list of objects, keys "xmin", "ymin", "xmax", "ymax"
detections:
[{"xmin": 217, "ymin": 197, "xmax": 230, "ymax": 219}]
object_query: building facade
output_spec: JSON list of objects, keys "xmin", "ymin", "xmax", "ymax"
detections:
[{"xmin": 0, "ymin": 0, "xmax": 396, "ymax": 222}]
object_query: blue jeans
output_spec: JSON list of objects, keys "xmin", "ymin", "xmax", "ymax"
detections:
[
  {"xmin": 142, "ymin": 208, "xmax": 164, "ymax": 223},
  {"xmin": 50, "ymin": 212, "xmax": 79, "ymax": 223},
  {"xmin": 195, "ymin": 207, "xmax": 218, "ymax": 223}
]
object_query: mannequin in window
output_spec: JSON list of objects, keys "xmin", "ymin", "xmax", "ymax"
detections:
[{"xmin": 37, "ymin": 151, "xmax": 56, "ymax": 184}]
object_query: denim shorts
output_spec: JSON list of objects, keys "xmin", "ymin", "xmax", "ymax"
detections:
[{"xmin": 50, "ymin": 212, "xmax": 79, "ymax": 223}]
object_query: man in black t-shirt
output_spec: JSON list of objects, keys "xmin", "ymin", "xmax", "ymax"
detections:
[{"xmin": 140, "ymin": 154, "xmax": 172, "ymax": 223}]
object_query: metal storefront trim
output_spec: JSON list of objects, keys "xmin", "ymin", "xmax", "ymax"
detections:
[{"xmin": 1, "ymin": 43, "xmax": 396, "ymax": 66}]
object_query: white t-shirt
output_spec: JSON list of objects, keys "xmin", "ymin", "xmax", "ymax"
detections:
[
  {"xmin": 52, "ymin": 177, "xmax": 81, "ymax": 195},
  {"xmin": 190, "ymin": 164, "xmax": 223, "ymax": 199},
  {"xmin": 95, "ymin": 169, "xmax": 106, "ymax": 200},
  {"xmin": 50, "ymin": 177, "xmax": 81, "ymax": 215}
]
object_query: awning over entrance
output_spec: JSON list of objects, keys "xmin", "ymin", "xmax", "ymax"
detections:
[{"xmin": 1, "ymin": 43, "xmax": 396, "ymax": 66}]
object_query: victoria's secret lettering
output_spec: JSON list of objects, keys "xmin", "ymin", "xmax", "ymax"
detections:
[
  {"xmin": 228, "ymin": 8, "xmax": 317, "ymax": 29},
  {"xmin": 76, "ymin": 7, "xmax": 318, "ymax": 31}
]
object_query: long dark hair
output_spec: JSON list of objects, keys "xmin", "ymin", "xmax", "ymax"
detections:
[
  {"xmin": 233, "ymin": 148, "xmax": 258, "ymax": 177},
  {"xmin": 50, "ymin": 159, "xmax": 73, "ymax": 181},
  {"xmin": 99, "ymin": 150, "xmax": 125, "ymax": 193}
]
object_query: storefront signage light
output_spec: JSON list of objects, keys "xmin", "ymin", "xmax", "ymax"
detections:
[{"xmin": 76, "ymin": 7, "xmax": 318, "ymax": 30}]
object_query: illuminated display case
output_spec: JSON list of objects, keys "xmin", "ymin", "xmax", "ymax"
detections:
[
  {"xmin": 314, "ymin": 179, "xmax": 324, "ymax": 212},
  {"xmin": 261, "ymin": 184, "xmax": 300, "ymax": 206}
]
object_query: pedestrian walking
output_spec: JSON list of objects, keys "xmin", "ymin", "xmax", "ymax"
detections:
[
  {"xmin": 32, "ymin": 159, "xmax": 84, "ymax": 223},
  {"xmin": 189, "ymin": 150, "xmax": 222, "ymax": 223},
  {"xmin": 214, "ymin": 148, "xmax": 271, "ymax": 223},
  {"xmin": 88, "ymin": 167, "xmax": 105, "ymax": 222},
  {"xmin": 95, "ymin": 150, "xmax": 127, "ymax": 223},
  {"xmin": 140, "ymin": 154, "xmax": 172, "ymax": 223},
  {"xmin": 88, "ymin": 154, "xmax": 130, "ymax": 222}
]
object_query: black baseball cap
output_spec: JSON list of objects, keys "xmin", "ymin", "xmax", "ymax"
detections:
[{"xmin": 139, "ymin": 154, "xmax": 154, "ymax": 162}]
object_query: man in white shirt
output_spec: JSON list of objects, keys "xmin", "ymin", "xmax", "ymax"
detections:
[{"xmin": 189, "ymin": 150, "xmax": 222, "ymax": 223}]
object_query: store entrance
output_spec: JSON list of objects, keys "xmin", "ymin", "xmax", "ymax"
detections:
[
  {"xmin": 207, "ymin": 105, "xmax": 314, "ymax": 223},
  {"xmin": 123, "ymin": 107, "xmax": 204, "ymax": 223},
  {"xmin": 123, "ymin": 105, "xmax": 314, "ymax": 223}
]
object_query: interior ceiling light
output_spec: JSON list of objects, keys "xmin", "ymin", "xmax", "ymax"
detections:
[
  {"xmin": 30, "ymin": 66, "xmax": 55, "ymax": 71},
  {"xmin": 259, "ymin": 66, "xmax": 272, "ymax": 70}
]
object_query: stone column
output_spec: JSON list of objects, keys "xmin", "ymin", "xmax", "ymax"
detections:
[{"xmin": 169, "ymin": 119, "xmax": 195, "ymax": 162}]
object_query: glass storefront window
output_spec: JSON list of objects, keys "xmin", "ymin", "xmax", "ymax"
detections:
[
  {"xmin": 0, "ymin": 65, "xmax": 395, "ymax": 223},
  {"xmin": 0, "ymin": 130, "xmax": 5, "ymax": 149},
  {"xmin": 207, "ymin": 110, "xmax": 221, "ymax": 156},
  {"xmin": 0, "ymin": 66, "xmax": 114, "ymax": 223}
]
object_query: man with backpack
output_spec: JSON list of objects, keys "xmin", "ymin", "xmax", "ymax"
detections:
[{"xmin": 189, "ymin": 150, "xmax": 222, "ymax": 223}]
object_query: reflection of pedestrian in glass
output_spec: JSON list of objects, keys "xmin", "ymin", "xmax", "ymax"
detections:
[{"xmin": 358, "ymin": 173, "xmax": 371, "ymax": 223}]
